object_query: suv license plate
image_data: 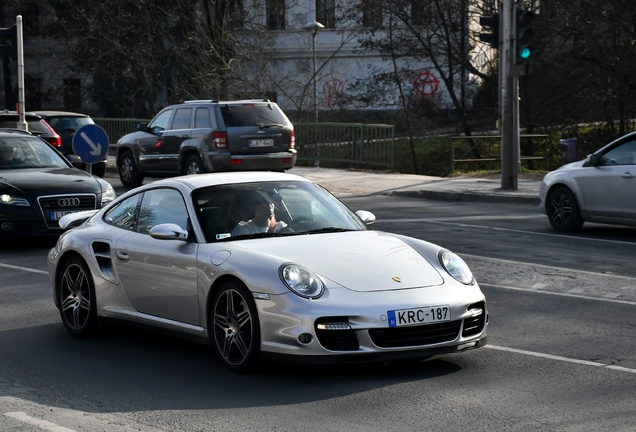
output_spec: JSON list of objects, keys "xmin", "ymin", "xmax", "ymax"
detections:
[
  {"xmin": 387, "ymin": 305, "xmax": 451, "ymax": 327},
  {"xmin": 248, "ymin": 139, "xmax": 274, "ymax": 148}
]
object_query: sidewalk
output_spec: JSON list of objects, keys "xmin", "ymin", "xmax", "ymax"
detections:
[{"xmin": 106, "ymin": 156, "xmax": 542, "ymax": 205}]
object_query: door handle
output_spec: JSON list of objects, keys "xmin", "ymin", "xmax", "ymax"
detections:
[
  {"xmin": 621, "ymin": 172, "xmax": 634, "ymax": 178},
  {"xmin": 116, "ymin": 250, "xmax": 130, "ymax": 262}
]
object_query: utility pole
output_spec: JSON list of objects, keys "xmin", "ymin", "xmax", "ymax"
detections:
[{"xmin": 500, "ymin": 0, "xmax": 519, "ymax": 190}]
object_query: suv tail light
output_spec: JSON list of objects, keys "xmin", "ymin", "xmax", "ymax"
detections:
[
  {"xmin": 42, "ymin": 120, "xmax": 62, "ymax": 147},
  {"xmin": 213, "ymin": 131, "xmax": 228, "ymax": 149},
  {"xmin": 290, "ymin": 130, "xmax": 295, "ymax": 149}
]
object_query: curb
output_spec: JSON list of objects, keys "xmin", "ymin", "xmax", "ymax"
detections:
[{"xmin": 390, "ymin": 190, "xmax": 541, "ymax": 205}]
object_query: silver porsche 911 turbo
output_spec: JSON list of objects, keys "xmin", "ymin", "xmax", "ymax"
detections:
[{"xmin": 48, "ymin": 172, "xmax": 488, "ymax": 372}]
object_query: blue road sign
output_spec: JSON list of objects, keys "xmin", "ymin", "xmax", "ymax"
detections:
[{"xmin": 72, "ymin": 124, "xmax": 109, "ymax": 165}]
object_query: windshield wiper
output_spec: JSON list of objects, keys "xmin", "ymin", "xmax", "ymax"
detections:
[
  {"xmin": 305, "ymin": 227, "xmax": 352, "ymax": 234},
  {"xmin": 259, "ymin": 123, "xmax": 285, "ymax": 129}
]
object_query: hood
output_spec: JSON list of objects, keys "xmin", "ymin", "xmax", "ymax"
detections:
[
  {"xmin": 232, "ymin": 230, "xmax": 444, "ymax": 292},
  {"xmin": 0, "ymin": 167, "xmax": 103, "ymax": 196},
  {"xmin": 556, "ymin": 159, "xmax": 586, "ymax": 171}
]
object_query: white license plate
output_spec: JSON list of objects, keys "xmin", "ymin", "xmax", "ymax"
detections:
[
  {"xmin": 387, "ymin": 305, "xmax": 451, "ymax": 327},
  {"xmin": 248, "ymin": 139, "xmax": 274, "ymax": 148},
  {"xmin": 50, "ymin": 210, "xmax": 79, "ymax": 221}
]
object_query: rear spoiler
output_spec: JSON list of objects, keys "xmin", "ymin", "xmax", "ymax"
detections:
[{"xmin": 59, "ymin": 210, "xmax": 98, "ymax": 230}]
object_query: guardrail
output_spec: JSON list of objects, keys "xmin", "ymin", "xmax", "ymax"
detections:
[
  {"xmin": 448, "ymin": 134, "xmax": 549, "ymax": 175},
  {"xmin": 93, "ymin": 118, "xmax": 148, "ymax": 145},
  {"xmin": 295, "ymin": 122, "xmax": 395, "ymax": 170}
]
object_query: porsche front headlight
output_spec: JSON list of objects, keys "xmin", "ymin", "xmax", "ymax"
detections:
[
  {"xmin": 280, "ymin": 264, "xmax": 324, "ymax": 299},
  {"xmin": 439, "ymin": 250, "xmax": 474, "ymax": 285},
  {"xmin": 0, "ymin": 194, "xmax": 30, "ymax": 206}
]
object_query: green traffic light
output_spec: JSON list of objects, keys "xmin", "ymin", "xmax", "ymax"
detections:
[{"xmin": 519, "ymin": 47, "xmax": 532, "ymax": 59}]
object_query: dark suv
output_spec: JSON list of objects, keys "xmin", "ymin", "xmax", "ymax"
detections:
[
  {"xmin": 115, "ymin": 99, "xmax": 297, "ymax": 188},
  {"xmin": 34, "ymin": 111, "xmax": 107, "ymax": 177}
]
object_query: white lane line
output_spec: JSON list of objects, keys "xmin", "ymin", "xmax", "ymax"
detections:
[
  {"xmin": 463, "ymin": 254, "xmax": 636, "ymax": 282},
  {"xmin": 482, "ymin": 283, "xmax": 636, "ymax": 306},
  {"xmin": 4, "ymin": 412, "xmax": 75, "ymax": 432},
  {"xmin": 487, "ymin": 345, "xmax": 636, "ymax": 374},
  {"xmin": 0, "ymin": 262, "xmax": 48, "ymax": 275}
]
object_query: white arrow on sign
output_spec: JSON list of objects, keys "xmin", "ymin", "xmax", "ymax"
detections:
[{"xmin": 79, "ymin": 131, "xmax": 102, "ymax": 156}]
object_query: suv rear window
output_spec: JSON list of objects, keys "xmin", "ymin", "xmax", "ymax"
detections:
[{"xmin": 220, "ymin": 105, "xmax": 287, "ymax": 127}]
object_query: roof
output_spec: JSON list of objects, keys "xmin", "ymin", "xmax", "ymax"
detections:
[
  {"xmin": 152, "ymin": 171, "xmax": 311, "ymax": 190},
  {"xmin": 32, "ymin": 111, "xmax": 91, "ymax": 118}
]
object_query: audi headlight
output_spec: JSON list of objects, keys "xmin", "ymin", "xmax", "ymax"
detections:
[
  {"xmin": 280, "ymin": 264, "xmax": 324, "ymax": 299},
  {"xmin": 0, "ymin": 194, "xmax": 30, "ymax": 206},
  {"xmin": 439, "ymin": 250, "xmax": 474, "ymax": 285},
  {"xmin": 100, "ymin": 187, "xmax": 116, "ymax": 205}
]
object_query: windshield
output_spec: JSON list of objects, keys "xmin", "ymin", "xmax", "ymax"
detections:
[
  {"xmin": 46, "ymin": 116, "xmax": 94, "ymax": 132},
  {"xmin": 192, "ymin": 181, "xmax": 369, "ymax": 242},
  {"xmin": 0, "ymin": 136, "xmax": 69, "ymax": 169}
]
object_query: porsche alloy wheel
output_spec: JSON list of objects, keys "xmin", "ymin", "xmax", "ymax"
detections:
[
  {"xmin": 212, "ymin": 281, "xmax": 260, "ymax": 372},
  {"xmin": 547, "ymin": 186, "xmax": 584, "ymax": 232},
  {"xmin": 58, "ymin": 256, "xmax": 98, "ymax": 337}
]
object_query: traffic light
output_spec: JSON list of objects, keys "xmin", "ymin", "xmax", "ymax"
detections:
[
  {"xmin": 0, "ymin": 25, "xmax": 17, "ymax": 61},
  {"xmin": 479, "ymin": 14, "xmax": 500, "ymax": 49},
  {"xmin": 516, "ymin": 9, "xmax": 534, "ymax": 61}
]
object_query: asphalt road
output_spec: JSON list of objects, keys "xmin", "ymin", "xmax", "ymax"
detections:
[{"xmin": 1, "ymin": 173, "xmax": 635, "ymax": 431}]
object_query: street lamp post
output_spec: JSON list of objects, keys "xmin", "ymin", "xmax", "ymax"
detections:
[{"xmin": 303, "ymin": 20, "xmax": 324, "ymax": 167}]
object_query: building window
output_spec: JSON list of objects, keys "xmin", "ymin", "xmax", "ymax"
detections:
[
  {"xmin": 21, "ymin": 2, "xmax": 40, "ymax": 37},
  {"xmin": 63, "ymin": 79, "xmax": 81, "ymax": 111},
  {"xmin": 316, "ymin": 0, "xmax": 335, "ymax": 28},
  {"xmin": 25, "ymin": 76, "xmax": 42, "ymax": 110},
  {"xmin": 411, "ymin": 0, "xmax": 430, "ymax": 26},
  {"xmin": 229, "ymin": 0, "xmax": 244, "ymax": 30},
  {"xmin": 267, "ymin": 0, "xmax": 285, "ymax": 30},
  {"xmin": 362, "ymin": 0, "xmax": 382, "ymax": 28}
]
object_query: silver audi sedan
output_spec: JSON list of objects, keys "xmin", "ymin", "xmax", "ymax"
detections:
[{"xmin": 48, "ymin": 172, "xmax": 488, "ymax": 372}]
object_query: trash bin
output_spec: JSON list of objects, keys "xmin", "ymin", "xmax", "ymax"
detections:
[{"xmin": 559, "ymin": 137, "xmax": 579, "ymax": 165}]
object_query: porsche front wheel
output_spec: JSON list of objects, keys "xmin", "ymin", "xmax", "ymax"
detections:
[
  {"xmin": 58, "ymin": 256, "xmax": 98, "ymax": 337},
  {"xmin": 211, "ymin": 281, "xmax": 261, "ymax": 372}
]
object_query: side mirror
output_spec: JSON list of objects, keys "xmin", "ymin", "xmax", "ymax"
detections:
[
  {"xmin": 588, "ymin": 153, "xmax": 600, "ymax": 167},
  {"xmin": 137, "ymin": 123, "xmax": 149, "ymax": 132},
  {"xmin": 149, "ymin": 223, "xmax": 189, "ymax": 241},
  {"xmin": 66, "ymin": 154, "xmax": 82, "ymax": 166},
  {"xmin": 355, "ymin": 210, "xmax": 376, "ymax": 225}
]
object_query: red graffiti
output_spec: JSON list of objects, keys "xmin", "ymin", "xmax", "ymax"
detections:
[
  {"xmin": 413, "ymin": 70, "xmax": 439, "ymax": 97},
  {"xmin": 322, "ymin": 78, "xmax": 344, "ymax": 108}
]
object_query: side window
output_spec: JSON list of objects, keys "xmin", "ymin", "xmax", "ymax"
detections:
[
  {"xmin": 195, "ymin": 107, "xmax": 212, "ymax": 129},
  {"xmin": 136, "ymin": 189, "xmax": 189, "ymax": 234},
  {"xmin": 171, "ymin": 108, "xmax": 193, "ymax": 130},
  {"xmin": 149, "ymin": 110, "xmax": 173, "ymax": 133},
  {"xmin": 600, "ymin": 140, "xmax": 636, "ymax": 166},
  {"xmin": 104, "ymin": 194, "xmax": 142, "ymax": 230}
]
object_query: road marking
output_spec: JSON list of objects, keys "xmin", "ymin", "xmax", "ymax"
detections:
[
  {"xmin": 0, "ymin": 262, "xmax": 48, "ymax": 275},
  {"xmin": 4, "ymin": 412, "xmax": 75, "ymax": 431},
  {"xmin": 482, "ymin": 283, "xmax": 636, "ymax": 306},
  {"xmin": 487, "ymin": 345, "xmax": 636, "ymax": 374}
]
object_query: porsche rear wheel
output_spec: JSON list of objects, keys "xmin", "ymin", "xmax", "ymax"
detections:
[
  {"xmin": 211, "ymin": 280, "xmax": 261, "ymax": 372},
  {"xmin": 547, "ymin": 186, "xmax": 584, "ymax": 232},
  {"xmin": 58, "ymin": 256, "xmax": 98, "ymax": 337}
]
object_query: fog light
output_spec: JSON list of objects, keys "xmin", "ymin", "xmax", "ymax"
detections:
[
  {"xmin": 1, "ymin": 222, "xmax": 12, "ymax": 231},
  {"xmin": 298, "ymin": 333, "xmax": 313, "ymax": 344}
]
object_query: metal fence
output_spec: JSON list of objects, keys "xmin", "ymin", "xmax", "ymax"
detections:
[
  {"xmin": 93, "ymin": 118, "xmax": 148, "ymax": 145},
  {"xmin": 448, "ymin": 134, "xmax": 550, "ymax": 175},
  {"xmin": 295, "ymin": 122, "xmax": 395, "ymax": 170}
]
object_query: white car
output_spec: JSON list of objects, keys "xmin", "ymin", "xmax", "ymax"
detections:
[
  {"xmin": 48, "ymin": 172, "xmax": 488, "ymax": 372},
  {"xmin": 540, "ymin": 132, "xmax": 636, "ymax": 232}
]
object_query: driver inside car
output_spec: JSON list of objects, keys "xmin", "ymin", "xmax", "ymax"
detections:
[{"xmin": 231, "ymin": 192, "xmax": 289, "ymax": 236}]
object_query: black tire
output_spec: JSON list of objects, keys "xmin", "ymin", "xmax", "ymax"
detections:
[
  {"xmin": 211, "ymin": 280, "xmax": 261, "ymax": 372},
  {"xmin": 57, "ymin": 256, "xmax": 98, "ymax": 337},
  {"xmin": 184, "ymin": 154, "xmax": 205, "ymax": 175},
  {"xmin": 90, "ymin": 162, "xmax": 106, "ymax": 178},
  {"xmin": 118, "ymin": 151, "xmax": 144, "ymax": 188},
  {"xmin": 546, "ymin": 186, "xmax": 584, "ymax": 232}
]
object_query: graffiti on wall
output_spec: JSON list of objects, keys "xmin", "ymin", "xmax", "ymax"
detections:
[{"xmin": 321, "ymin": 70, "xmax": 441, "ymax": 109}]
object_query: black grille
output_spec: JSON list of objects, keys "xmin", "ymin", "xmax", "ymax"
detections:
[
  {"xmin": 38, "ymin": 194, "xmax": 97, "ymax": 228},
  {"xmin": 369, "ymin": 320, "xmax": 461, "ymax": 348},
  {"xmin": 462, "ymin": 302, "xmax": 486, "ymax": 337},
  {"xmin": 315, "ymin": 318, "xmax": 359, "ymax": 351}
]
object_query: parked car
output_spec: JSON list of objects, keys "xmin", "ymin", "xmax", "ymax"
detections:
[
  {"xmin": 540, "ymin": 131, "xmax": 636, "ymax": 232},
  {"xmin": 0, "ymin": 129, "xmax": 116, "ymax": 236},
  {"xmin": 48, "ymin": 171, "xmax": 487, "ymax": 372},
  {"xmin": 0, "ymin": 110, "xmax": 62, "ymax": 147},
  {"xmin": 34, "ymin": 111, "xmax": 107, "ymax": 177},
  {"xmin": 116, "ymin": 99, "xmax": 297, "ymax": 188}
]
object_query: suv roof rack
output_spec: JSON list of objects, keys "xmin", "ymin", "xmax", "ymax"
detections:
[{"xmin": 184, "ymin": 100, "xmax": 220, "ymax": 104}]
